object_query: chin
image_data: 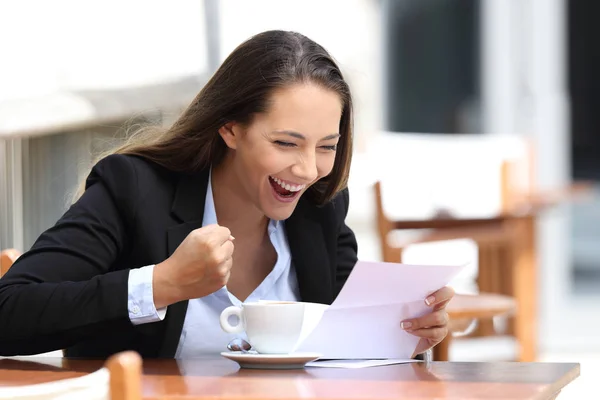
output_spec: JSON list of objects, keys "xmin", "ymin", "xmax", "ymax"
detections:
[{"xmin": 261, "ymin": 201, "xmax": 299, "ymax": 221}]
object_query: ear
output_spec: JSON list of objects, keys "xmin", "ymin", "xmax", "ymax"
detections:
[{"xmin": 218, "ymin": 122, "xmax": 238, "ymax": 150}]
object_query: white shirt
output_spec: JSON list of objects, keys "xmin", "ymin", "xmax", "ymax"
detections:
[{"xmin": 126, "ymin": 171, "xmax": 300, "ymax": 357}]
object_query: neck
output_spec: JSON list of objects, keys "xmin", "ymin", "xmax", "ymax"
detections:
[{"xmin": 211, "ymin": 157, "xmax": 269, "ymax": 237}]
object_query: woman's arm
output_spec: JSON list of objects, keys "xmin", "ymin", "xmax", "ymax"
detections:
[{"xmin": 0, "ymin": 155, "xmax": 139, "ymax": 355}]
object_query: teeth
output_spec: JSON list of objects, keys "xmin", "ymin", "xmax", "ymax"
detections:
[{"xmin": 271, "ymin": 176, "xmax": 305, "ymax": 192}]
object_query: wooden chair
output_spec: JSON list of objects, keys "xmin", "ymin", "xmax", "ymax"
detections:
[
  {"xmin": 364, "ymin": 131, "xmax": 592, "ymax": 361},
  {"xmin": 374, "ymin": 181, "xmax": 517, "ymax": 361},
  {"xmin": 0, "ymin": 248, "xmax": 20, "ymax": 276},
  {"xmin": 0, "ymin": 351, "xmax": 142, "ymax": 400}
]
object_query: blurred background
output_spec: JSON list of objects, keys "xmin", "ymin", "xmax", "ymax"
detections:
[{"xmin": 1, "ymin": 0, "xmax": 598, "ymax": 396}]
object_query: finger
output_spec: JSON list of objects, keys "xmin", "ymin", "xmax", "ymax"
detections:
[
  {"xmin": 404, "ymin": 326, "xmax": 448, "ymax": 340},
  {"xmin": 219, "ymin": 239, "xmax": 235, "ymax": 258},
  {"xmin": 411, "ymin": 338, "xmax": 434, "ymax": 358},
  {"xmin": 430, "ymin": 297, "xmax": 452, "ymax": 312},
  {"xmin": 424, "ymin": 286, "xmax": 455, "ymax": 308},
  {"xmin": 218, "ymin": 256, "xmax": 233, "ymax": 275},
  {"xmin": 216, "ymin": 261, "xmax": 232, "ymax": 284},
  {"xmin": 401, "ymin": 310, "xmax": 448, "ymax": 330},
  {"xmin": 206, "ymin": 225, "xmax": 233, "ymax": 245},
  {"xmin": 222, "ymin": 268, "xmax": 231, "ymax": 284},
  {"xmin": 195, "ymin": 224, "xmax": 231, "ymax": 242}
]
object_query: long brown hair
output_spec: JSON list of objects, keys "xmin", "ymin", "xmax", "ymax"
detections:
[{"xmin": 77, "ymin": 30, "xmax": 353, "ymax": 205}]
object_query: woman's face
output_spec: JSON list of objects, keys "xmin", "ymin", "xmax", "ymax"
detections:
[{"xmin": 220, "ymin": 83, "xmax": 342, "ymax": 221}]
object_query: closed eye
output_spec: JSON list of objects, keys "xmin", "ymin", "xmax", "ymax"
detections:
[
  {"xmin": 320, "ymin": 145, "xmax": 337, "ymax": 151},
  {"xmin": 274, "ymin": 140, "xmax": 297, "ymax": 148}
]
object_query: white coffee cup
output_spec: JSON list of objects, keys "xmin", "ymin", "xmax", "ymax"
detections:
[{"xmin": 219, "ymin": 301, "xmax": 328, "ymax": 354}]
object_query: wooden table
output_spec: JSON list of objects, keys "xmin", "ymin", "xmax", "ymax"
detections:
[{"xmin": 0, "ymin": 357, "xmax": 580, "ymax": 400}]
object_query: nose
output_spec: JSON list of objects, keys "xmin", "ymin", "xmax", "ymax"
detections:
[{"xmin": 291, "ymin": 150, "xmax": 319, "ymax": 183}]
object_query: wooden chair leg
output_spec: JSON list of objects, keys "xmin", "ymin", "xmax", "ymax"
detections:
[
  {"xmin": 476, "ymin": 244, "xmax": 496, "ymax": 337},
  {"xmin": 512, "ymin": 216, "xmax": 537, "ymax": 362},
  {"xmin": 433, "ymin": 336, "xmax": 451, "ymax": 361},
  {"xmin": 500, "ymin": 235, "xmax": 516, "ymax": 336}
]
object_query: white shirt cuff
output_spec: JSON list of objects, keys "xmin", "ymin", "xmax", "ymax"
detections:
[{"xmin": 127, "ymin": 265, "xmax": 167, "ymax": 325}]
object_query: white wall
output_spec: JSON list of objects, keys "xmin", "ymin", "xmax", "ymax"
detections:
[{"xmin": 0, "ymin": 0, "xmax": 208, "ymax": 100}]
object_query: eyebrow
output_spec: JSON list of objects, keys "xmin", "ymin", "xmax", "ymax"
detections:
[{"xmin": 272, "ymin": 130, "xmax": 340, "ymax": 141}]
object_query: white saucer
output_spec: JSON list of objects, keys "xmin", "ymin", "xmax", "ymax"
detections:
[{"xmin": 220, "ymin": 351, "xmax": 322, "ymax": 369}]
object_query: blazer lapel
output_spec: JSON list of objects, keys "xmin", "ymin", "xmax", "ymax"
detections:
[
  {"xmin": 158, "ymin": 168, "xmax": 209, "ymax": 358},
  {"xmin": 286, "ymin": 199, "xmax": 333, "ymax": 305}
]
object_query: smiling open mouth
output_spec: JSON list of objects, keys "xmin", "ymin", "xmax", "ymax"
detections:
[{"xmin": 269, "ymin": 176, "xmax": 305, "ymax": 200}]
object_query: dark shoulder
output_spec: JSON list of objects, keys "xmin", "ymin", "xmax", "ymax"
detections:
[
  {"xmin": 87, "ymin": 154, "xmax": 175, "ymax": 191},
  {"xmin": 297, "ymin": 187, "xmax": 350, "ymax": 226},
  {"xmin": 330, "ymin": 187, "xmax": 350, "ymax": 221},
  {"xmin": 85, "ymin": 154, "xmax": 178, "ymax": 211}
]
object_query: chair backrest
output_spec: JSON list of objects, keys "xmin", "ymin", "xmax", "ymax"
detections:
[
  {"xmin": 370, "ymin": 132, "xmax": 531, "ymax": 289},
  {"xmin": 0, "ymin": 351, "xmax": 142, "ymax": 400},
  {"xmin": 369, "ymin": 131, "xmax": 534, "ymax": 220},
  {"xmin": 401, "ymin": 238, "xmax": 480, "ymax": 295},
  {"xmin": 375, "ymin": 180, "xmax": 506, "ymax": 295},
  {"xmin": 0, "ymin": 248, "xmax": 21, "ymax": 276}
]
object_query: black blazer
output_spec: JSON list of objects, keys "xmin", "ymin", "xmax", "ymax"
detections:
[{"xmin": 0, "ymin": 154, "xmax": 358, "ymax": 358}]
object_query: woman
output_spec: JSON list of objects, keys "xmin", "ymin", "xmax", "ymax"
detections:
[{"xmin": 0, "ymin": 30, "xmax": 453, "ymax": 358}]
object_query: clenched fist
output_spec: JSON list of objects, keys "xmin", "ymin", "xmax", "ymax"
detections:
[{"xmin": 152, "ymin": 224, "xmax": 235, "ymax": 308}]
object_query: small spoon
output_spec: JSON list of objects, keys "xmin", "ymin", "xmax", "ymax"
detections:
[{"xmin": 227, "ymin": 338, "xmax": 256, "ymax": 353}]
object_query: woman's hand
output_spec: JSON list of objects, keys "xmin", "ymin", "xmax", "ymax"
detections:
[
  {"xmin": 152, "ymin": 224, "xmax": 235, "ymax": 308},
  {"xmin": 401, "ymin": 286, "xmax": 455, "ymax": 357}
]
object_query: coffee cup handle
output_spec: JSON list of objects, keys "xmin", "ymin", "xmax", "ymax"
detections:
[{"xmin": 220, "ymin": 306, "xmax": 244, "ymax": 334}]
